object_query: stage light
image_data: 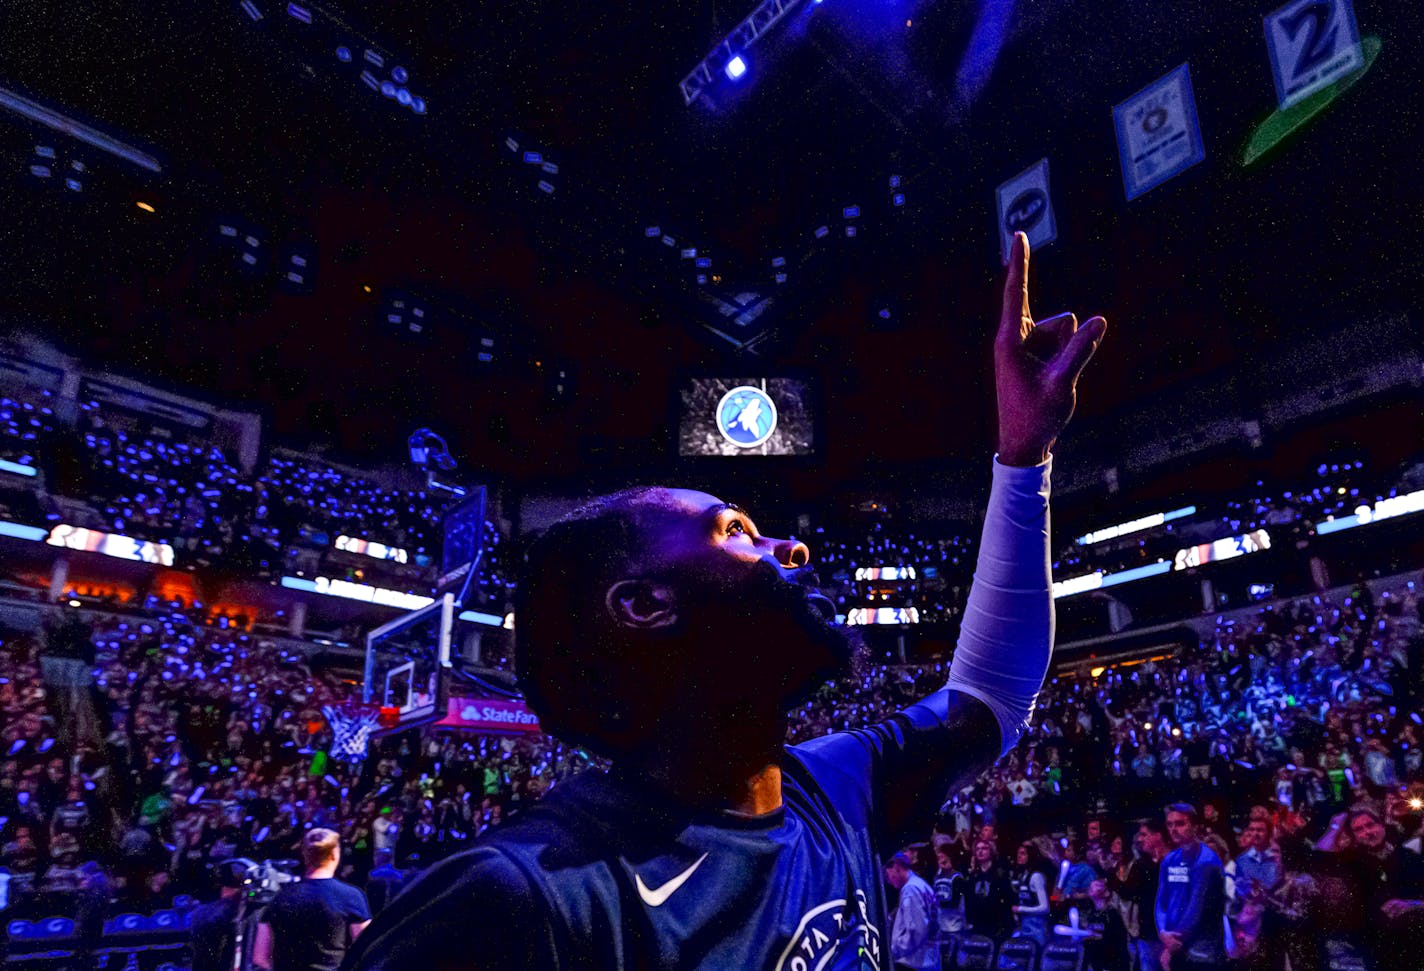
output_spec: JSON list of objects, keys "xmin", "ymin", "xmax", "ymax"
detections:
[
  {"xmin": 240, "ymin": 0, "xmax": 262, "ymax": 21},
  {"xmin": 814, "ymin": 225, "xmax": 829, "ymax": 239},
  {"xmin": 725, "ymin": 55, "xmax": 748, "ymax": 80},
  {"xmin": 135, "ymin": 201, "xmax": 155, "ymax": 212},
  {"xmin": 888, "ymin": 175, "xmax": 900, "ymax": 188},
  {"xmin": 336, "ymin": 46, "xmax": 351, "ymax": 62},
  {"xmin": 362, "ymin": 284, "xmax": 371, "ymax": 293},
  {"xmin": 411, "ymin": 97, "xmax": 426, "ymax": 114},
  {"xmin": 645, "ymin": 226, "xmax": 661, "ymax": 237},
  {"xmin": 29, "ymin": 164, "xmax": 51, "ymax": 178},
  {"xmin": 380, "ymin": 81, "xmax": 396, "ymax": 98},
  {"xmin": 364, "ymin": 49, "xmax": 384, "ymax": 68},
  {"xmin": 359, "ymin": 71, "xmax": 379, "ymax": 91},
  {"xmin": 892, "ymin": 193, "xmax": 905, "ymax": 206},
  {"xmin": 771, "ymin": 256, "xmax": 785, "ymax": 268},
  {"xmin": 64, "ymin": 177, "xmax": 82, "ymax": 192},
  {"xmin": 541, "ymin": 161, "xmax": 558, "ymax": 174},
  {"xmin": 843, "ymin": 205, "xmax": 860, "ymax": 218},
  {"xmin": 537, "ymin": 180, "xmax": 554, "ymax": 194},
  {"xmin": 35, "ymin": 145, "xmax": 54, "ymax": 158},
  {"xmin": 681, "ymin": 248, "xmax": 697, "ymax": 259},
  {"xmin": 695, "ymin": 257, "xmax": 711, "ymax": 268},
  {"xmin": 286, "ymin": 3, "xmax": 311, "ymax": 24},
  {"xmin": 392, "ymin": 66, "xmax": 409, "ymax": 84},
  {"xmin": 396, "ymin": 88, "xmax": 412, "ymax": 106}
]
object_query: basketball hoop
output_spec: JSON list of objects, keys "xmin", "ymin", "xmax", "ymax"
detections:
[
  {"xmin": 378, "ymin": 705, "xmax": 402, "ymax": 730},
  {"xmin": 323, "ymin": 700, "xmax": 381, "ymax": 762}
]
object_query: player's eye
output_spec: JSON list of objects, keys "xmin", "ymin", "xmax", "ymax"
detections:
[{"xmin": 725, "ymin": 519, "xmax": 748, "ymax": 537}]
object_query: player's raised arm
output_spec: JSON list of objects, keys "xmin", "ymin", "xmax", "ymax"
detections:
[{"xmin": 944, "ymin": 231, "xmax": 1107, "ymax": 754}]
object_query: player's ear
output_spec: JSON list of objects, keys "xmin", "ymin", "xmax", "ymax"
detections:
[{"xmin": 605, "ymin": 579, "xmax": 678, "ymax": 630}]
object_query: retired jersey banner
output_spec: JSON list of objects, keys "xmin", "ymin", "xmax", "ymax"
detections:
[
  {"xmin": 435, "ymin": 696, "xmax": 542, "ymax": 734},
  {"xmin": 1264, "ymin": 0, "xmax": 1364, "ymax": 110},
  {"xmin": 1113, "ymin": 62, "xmax": 1206, "ymax": 201},
  {"xmin": 995, "ymin": 157, "xmax": 1056, "ymax": 265}
]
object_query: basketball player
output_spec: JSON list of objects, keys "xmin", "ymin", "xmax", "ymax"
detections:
[{"xmin": 344, "ymin": 232, "xmax": 1107, "ymax": 970}]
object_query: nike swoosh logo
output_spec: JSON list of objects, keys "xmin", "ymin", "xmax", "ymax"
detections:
[{"xmin": 635, "ymin": 852, "xmax": 709, "ymax": 907}]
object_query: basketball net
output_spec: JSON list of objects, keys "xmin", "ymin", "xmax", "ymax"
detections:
[{"xmin": 323, "ymin": 701, "xmax": 381, "ymax": 762}]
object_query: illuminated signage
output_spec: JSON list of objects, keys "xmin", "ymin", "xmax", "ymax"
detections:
[
  {"xmin": 1076, "ymin": 506, "xmax": 1196, "ymax": 545},
  {"xmin": 0, "ymin": 458, "xmax": 37, "ymax": 478},
  {"xmin": 1315, "ymin": 489, "xmax": 1424, "ymax": 536},
  {"xmin": 1172, "ymin": 529, "xmax": 1271, "ymax": 571},
  {"xmin": 854, "ymin": 566, "xmax": 918, "ymax": 581},
  {"xmin": 279, "ymin": 577, "xmax": 506, "ymax": 627},
  {"xmin": 434, "ymin": 696, "xmax": 540, "ymax": 734},
  {"xmin": 334, "ymin": 534, "xmax": 409, "ymax": 564},
  {"xmin": 845, "ymin": 606, "xmax": 920, "ymax": 626},
  {"xmin": 1052, "ymin": 561, "xmax": 1174, "ymax": 599},
  {"xmin": 46, "ymin": 525, "xmax": 174, "ymax": 566},
  {"xmin": 0, "ymin": 520, "xmax": 49, "ymax": 542}
]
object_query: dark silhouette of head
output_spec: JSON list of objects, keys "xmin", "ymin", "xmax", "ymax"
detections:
[{"xmin": 515, "ymin": 487, "xmax": 861, "ymax": 762}]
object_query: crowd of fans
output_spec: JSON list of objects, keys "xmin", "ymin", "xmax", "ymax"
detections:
[{"xmin": 3, "ymin": 566, "xmax": 1421, "ymax": 969}]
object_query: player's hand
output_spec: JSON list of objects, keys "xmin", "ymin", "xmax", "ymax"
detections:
[{"xmin": 995, "ymin": 232, "xmax": 1107, "ymax": 467}]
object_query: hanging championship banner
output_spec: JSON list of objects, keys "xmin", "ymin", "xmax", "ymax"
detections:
[
  {"xmin": 995, "ymin": 158, "xmax": 1056, "ymax": 265},
  {"xmin": 1264, "ymin": 0, "xmax": 1364, "ymax": 110},
  {"xmin": 1113, "ymin": 63, "xmax": 1206, "ymax": 201}
]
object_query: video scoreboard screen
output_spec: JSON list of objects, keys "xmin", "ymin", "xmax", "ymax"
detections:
[{"xmin": 677, "ymin": 377, "xmax": 816, "ymax": 457}]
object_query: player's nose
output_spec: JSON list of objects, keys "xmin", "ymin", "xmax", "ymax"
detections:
[{"xmin": 764, "ymin": 535, "xmax": 810, "ymax": 569}]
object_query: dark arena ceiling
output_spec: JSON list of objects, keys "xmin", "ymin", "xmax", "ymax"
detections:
[{"xmin": 0, "ymin": 1, "xmax": 1420, "ymax": 504}]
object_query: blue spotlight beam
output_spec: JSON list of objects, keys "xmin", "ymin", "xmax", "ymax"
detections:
[
  {"xmin": 679, "ymin": 0, "xmax": 807, "ymax": 105},
  {"xmin": 0, "ymin": 87, "xmax": 163, "ymax": 174}
]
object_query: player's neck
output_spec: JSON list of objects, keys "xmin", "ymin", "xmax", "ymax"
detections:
[
  {"xmin": 623, "ymin": 729, "xmax": 785, "ymax": 817},
  {"xmin": 305, "ymin": 863, "xmax": 338, "ymax": 880}
]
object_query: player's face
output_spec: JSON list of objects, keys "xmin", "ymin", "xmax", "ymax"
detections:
[{"xmin": 644, "ymin": 490, "xmax": 859, "ymax": 697}]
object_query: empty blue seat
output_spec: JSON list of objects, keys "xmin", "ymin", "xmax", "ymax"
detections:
[
  {"xmin": 997, "ymin": 937, "xmax": 1038, "ymax": 971},
  {"xmin": 1040, "ymin": 940, "xmax": 1083, "ymax": 971},
  {"xmin": 956, "ymin": 934, "xmax": 997, "ymax": 971}
]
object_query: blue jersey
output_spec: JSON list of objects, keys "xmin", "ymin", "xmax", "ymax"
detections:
[{"xmin": 344, "ymin": 689, "xmax": 998, "ymax": 970}]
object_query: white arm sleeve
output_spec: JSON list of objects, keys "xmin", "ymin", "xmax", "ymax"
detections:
[{"xmin": 945, "ymin": 453, "xmax": 1054, "ymax": 756}]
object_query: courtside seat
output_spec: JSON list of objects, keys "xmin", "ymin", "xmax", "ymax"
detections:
[
  {"xmin": 6, "ymin": 916, "xmax": 77, "ymax": 962},
  {"xmin": 996, "ymin": 937, "xmax": 1038, "ymax": 971},
  {"xmin": 1039, "ymin": 941, "xmax": 1084, "ymax": 971},
  {"xmin": 955, "ymin": 934, "xmax": 997, "ymax": 971},
  {"xmin": 939, "ymin": 934, "xmax": 960, "ymax": 968}
]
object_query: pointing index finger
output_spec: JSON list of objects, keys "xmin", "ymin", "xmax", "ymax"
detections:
[{"xmin": 999, "ymin": 232, "xmax": 1031, "ymax": 347}]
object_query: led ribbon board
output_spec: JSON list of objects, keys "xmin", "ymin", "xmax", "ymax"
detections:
[
  {"xmin": 1053, "ymin": 529, "xmax": 1272, "ymax": 599},
  {"xmin": 1077, "ymin": 507, "xmax": 1196, "ymax": 545},
  {"xmin": 845, "ymin": 607, "xmax": 920, "ymax": 626},
  {"xmin": 854, "ymin": 567, "xmax": 918, "ymax": 581},
  {"xmin": 280, "ymin": 576, "xmax": 505, "ymax": 626},
  {"xmin": 335, "ymin": 534, "xmax": 410, "ymax": 564},
  {"xmin": 1315, "ymin": 489, "xmax": 1424, "ymax": 535},
  {"xmin": 47, "ymin": 525, "xmax": 174, "ymax": 566}
]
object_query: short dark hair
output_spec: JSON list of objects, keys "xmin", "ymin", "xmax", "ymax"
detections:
[
  {"xmin": 1164, "ymin": 802, "xmax": 1199, "ymax": 823},
  {"xmin": 514, "ymin": 488, "xmax": 681, "ymax": 757},
  {"xmin": 1138, "ymin": 818, "xmax": 1168, "ymax": 838}
]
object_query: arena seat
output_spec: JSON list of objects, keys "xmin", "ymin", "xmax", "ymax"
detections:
[
  {"xmin": 6, "ymin": 916, "xmax": 77, "ymax": 962},
  {"xmin": 1039, "ymin": 941, "xmax": 1084, "ymax": 971},
  {"xmin": 996, "ymin": 937, "xmax": 1038, "ymax": 971},
  {"xmin": 938, "ymin": 934, "xmax": 960, "ymax": 968},
  {"xmin": 954, "ymin": 934, "xmax": 996, "ymax": 971}
]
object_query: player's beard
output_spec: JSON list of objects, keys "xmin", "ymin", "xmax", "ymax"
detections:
[{"xmin": 675, "ymin": 558, "xmax": 867, "ymax": 714}]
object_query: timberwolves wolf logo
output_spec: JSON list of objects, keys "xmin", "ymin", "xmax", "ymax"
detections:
[{"xmin": 716, "ymin": 385, "xmax": 778, "ymax": 448}]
